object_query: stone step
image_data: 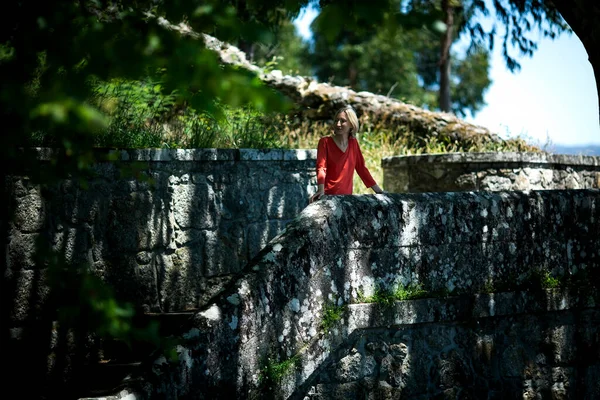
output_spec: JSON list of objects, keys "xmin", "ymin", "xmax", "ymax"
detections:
[
  {"xmin": 101, "ymin": 311, "xmax": 195, "ymax": 361},
  {"xmin": 77, "ymin": 361, "xmax": 143, "ymax": 399},
  {"xmin": 76, "ymin": 311, "xmax": 195, "ymax": 398}
]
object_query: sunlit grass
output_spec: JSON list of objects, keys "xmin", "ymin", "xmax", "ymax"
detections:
[
  {"xmin": 267, "ymin": 113, "xmax": 540, "ymax": 193},
  {"xmin": 27, "ymin": 82, "xmax": 541, "ymax": 188}
]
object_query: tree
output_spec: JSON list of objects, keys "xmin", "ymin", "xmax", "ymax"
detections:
[
  {"xmin": 310, "ymin": 19, "xmax": 427, "ymax": 102},
  {"xmin": 251, "ymin": 19, "xmax": 314, "ymax": 77},
  {"xmin": 439, "ymin": 0, "xmax": 456, "ymax": 112},
  {"xmin": 0, "ymin": 1, "xmax": 310, "ymax": 397},
  {"xmin": 455, "ymin": 0, "xmax": 599, "ymax": 126},
  {"xmin": 1, "ymin": 0, "xmax": 597, "ymax": 397},
  {"xmin": 310, "ymin": 0, "xmax": 492, "ymax": 117},
  {"xmin": 310, "ymin": 0, "xmax": 576, "ymax": 118}
]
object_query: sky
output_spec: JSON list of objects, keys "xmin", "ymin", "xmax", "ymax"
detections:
[{"xmin": 292, "ymin": 4, "xmax": 600, "ymax": 149}]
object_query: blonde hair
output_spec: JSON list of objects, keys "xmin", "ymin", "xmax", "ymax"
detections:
[{"xmin": 334, "ymin": 105, "xmax": 359, "ymax": 137}]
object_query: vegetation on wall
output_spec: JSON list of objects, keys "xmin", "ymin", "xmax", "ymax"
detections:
[
  {"xmin": 321, "ymin": 302, "xmax": 347, "ymax": 333},
  {"xmin": 2, "ymin": 0, "xmax": 595, "ymax": 397},
  {"xmin": 259, "ymin": 353, "xmax": 301, "ymax": 395}
]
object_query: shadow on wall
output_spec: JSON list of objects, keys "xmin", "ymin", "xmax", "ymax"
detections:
[
  {"xmin": 134, "ymin": 190, "xmax": 599, "ymax": 399},
  {"xmin": 297, "ymin": 191, "xmax": 600, "ymax": 399},
  {"xmin": 2, "ymin": 158, "xmax": 166, "ymax": 399},
  {"xmin": 1, "ymin": 148, "xmax": 316, "ymax": 399}
]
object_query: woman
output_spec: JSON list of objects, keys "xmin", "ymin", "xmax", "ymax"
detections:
[{"xmin": 309, "ymin": 105, "xmax": 384, "ymax": 203}]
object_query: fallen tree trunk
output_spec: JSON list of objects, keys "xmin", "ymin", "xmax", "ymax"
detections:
[{"xmin": 156, "ymin": 17, "xmax": 538, "ymax": 149}]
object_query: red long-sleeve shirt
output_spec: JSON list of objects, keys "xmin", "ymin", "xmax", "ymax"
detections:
[{"xmin": 316, "ymin": 136, "xmax": 377, "ymax": 195}]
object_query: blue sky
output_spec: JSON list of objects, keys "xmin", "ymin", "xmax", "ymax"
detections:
[{"xmin": 292, "ymin": 4, "xmax": 600, "ymax": 147}]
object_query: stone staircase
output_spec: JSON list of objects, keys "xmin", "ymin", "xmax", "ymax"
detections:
[{"xmin": 76, "ymin": 311, "xmax": 195, "ymax": 400}]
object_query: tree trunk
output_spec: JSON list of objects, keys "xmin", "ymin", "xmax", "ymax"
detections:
[
  {"xmin": 237, "ymin": 40, "xmax": 255, "ymax": 63},
  {"xmin": 439, "ymin": 0, "xmax": 454, "ymax": 113},
  {"xmin": 550, "ymin": 0, "xmax": 600, "ymax": 128},
  {"xmin": 348, "ymin": 62, "xmax": 358, "ymax": 88},
  {"xmin": 155, "ymin": 17, "xmax": 538, "ymax": 149}
]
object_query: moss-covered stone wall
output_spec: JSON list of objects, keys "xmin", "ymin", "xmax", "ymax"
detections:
[
  {"xmin": 4, "ymin": 149, "xmax": 600, "ymax": 399},
  {"xmin": 132, "ymin": 190, "xmax": 599, "ymax": 399},
  {"xmin": 5, "ymin": 148, "xmax": 317, "ymax": 317}
]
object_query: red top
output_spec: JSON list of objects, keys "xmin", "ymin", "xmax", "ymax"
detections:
[{"xmin": 316, "ymin": 136, "xmax": 377, "ymax": 195}]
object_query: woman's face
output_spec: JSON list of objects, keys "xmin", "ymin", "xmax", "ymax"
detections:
[{"xmin": 333, "ymin": 111, "xmax": 352, "ymax": 137}]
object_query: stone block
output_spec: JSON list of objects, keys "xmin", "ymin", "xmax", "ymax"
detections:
[
  {"xmin": 246, "ymin": 220, "xmax": 290, "ymax": 260},
  {"xmin": 172, "ymin": 183, "xmax": 218, "ymax": 230},
  {"xmin": 203, "ymin": 223, "xmax": 247, "ymax": 276},
  {"xmin": 14, "ymin": 193, "xmax": 46, "ymax": 232},
  {"xmin": 4, "ymin": 268, "xmax": 51, "ymax": 322}
]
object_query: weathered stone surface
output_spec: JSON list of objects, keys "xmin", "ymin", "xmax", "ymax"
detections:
[
  {"xmin": 14, "ymin": 193, "xmax": 46, "ymax": 232},
  {"xmin": 7, "ymin": 231, "xmax": 42, "ymax": 270},
  {"xmin": 383, "ymin": 152, "xmax": 600, "ymax": 193},
  {"xmin": 125, "ymin": 190, "xmax": 600, "ymax": 400},
  {"xmin": 6, "ymin": 149, "xmax": 316, "ymax": 314},
  {"xmin": 5, "ymin": 149, "xmax": 600, "ymax": 400}
]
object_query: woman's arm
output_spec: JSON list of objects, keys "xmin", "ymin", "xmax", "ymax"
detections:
[
  {"xmin": 371, "ymin": 184, "xmax": 383, "ymax": 194},
  {"xmin": 310, "ymin": 183, "xmax": 325, "ymax": 203},
  {"xmin": 311, "ymin": 138, "xmax": 327, "ymax": 203},
  {"xmin": 353, "ymin": 139, "xmax": 377, "ymax": 189},
  {"xmin": 370, "ymin": 184, "xmax": 384, "ymax": 194}
]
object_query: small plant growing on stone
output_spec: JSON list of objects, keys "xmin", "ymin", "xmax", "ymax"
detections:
[
  {"xmin": 523, "ymin": 269, "xmax": 563, "ymax": 293},
  {"xmin": 321, "ymin": 302, "xmax": 346, "ymax": 333},
  {"xmin": 359, "ymin": 287, "xmax": 397, "ymax": 307},
  {"xmin": 356, "ymin": 289, "xmax": 370, "ymax": 303},
  {"xmin": 540, "ymin": 271, "xmax": 561, "ymax": 289},
  {"xmin": 375, "ymin": 289, "xmax": 397, "ymax": 307},
  {"xmin": 394, "ymin": 283, "xmax": 428, "ymax": 300},
  {"xmin": 482, "ymin": 280, "xmax": 495, "ymax": 294},
  {"xmin": 259, "ymin": 354, "xmax": 300, "ymax": 394},
  {"xmin": 357, "ymin": 284, "xmax": 430, "ymax": 306}
]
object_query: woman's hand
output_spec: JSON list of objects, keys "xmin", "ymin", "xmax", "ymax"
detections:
[
  {"xmin": 310, "ymin": 188, "xmax": 325, "ymax": 204},
  {"xmin": 371, "ymin": 184, "xmax": 385, "ymax": 194}
]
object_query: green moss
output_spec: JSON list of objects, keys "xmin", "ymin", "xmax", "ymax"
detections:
[
  {"xmin": 357, "ymin": 287, "xmax": 395, "ymax": 307},
  {"xmin": 481, "ymin": 280, "xmax": 495, "ymax": 294},
  {"xmin": 259, "ymin": 354, "xmax": 300, "ymax": 390},
  {"xmin": 321, "ymin": 302, "xmax": 346, "ymax": 333},
  {"xmin": 395, "ymin": 284, "xmax": 429, "ymax": 300},
  {"xmin": 540, "ymin": 271, "xmax": 561, "ymax": 289},
  {"xmin": 357, "ymin": 284, "xmax": 430, "ymax": 306},
  {"xmin": 353, "ymin": 267, "xmax": 598, "ymax": 305}
]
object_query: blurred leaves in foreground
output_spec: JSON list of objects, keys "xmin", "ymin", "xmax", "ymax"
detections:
[{"xmin": 1, "ymin": 1, "xmax": 577, "ymax": 396}]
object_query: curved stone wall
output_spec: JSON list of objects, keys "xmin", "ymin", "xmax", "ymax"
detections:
[
  {"xmin": 131, "ymin": 190, "xmax": 600, "ymax": 400},
  {"xmin": 5, "ymin": 149, "xmax": 600, "ymax": 399},
  {"xmin": 382, "ymin": 152, "xmax": 600, "ymax": 193}
]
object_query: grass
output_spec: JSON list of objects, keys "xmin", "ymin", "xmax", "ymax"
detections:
[
  {"xmin": 259, "ymin": 353, "xmax": 300, "ymax": 393},
  {"xmin": 264, "ymin": 112, "xmax": 540, "ymax": 194},
  {"xmin": 540, "ymin": 271, "xmax": 561, "ymax": 289},
  {"xmin": 357, "ymin": 283, "xmax": 430, "ymax": 306},
  {"xmin": 355, "ymin": 271, "xmax": 568, "ymax": 305},
  {"xmin": 24, "ymin": 76, "xmax": 543, "ymax": 192},
  {"xmin": 321, "ymin": 302, "xmax": 346, "ymax": 333}
]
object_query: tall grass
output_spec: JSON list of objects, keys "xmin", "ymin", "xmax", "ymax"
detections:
[
  {"xmin": 265, "ymin": 113, "xmax": 540, "ymax": 193},
  {"xmin": 26, "ymin": 78, "xmax": 285, "ymax": 150},
  {"xmin": 25, "ymin": 76, "xmax": 541, "ymax": 193}
]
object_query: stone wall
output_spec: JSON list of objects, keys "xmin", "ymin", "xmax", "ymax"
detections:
[
  {"xmin": 309, "ymin": 300, "xmax": 599, "ymax": 400},
  {"xmin": 128, "ymin": 189, "xmax": 599, "ymax": 400},
  {"xmin": 382, "ymin": 152, "xmax": 600, "ymax": 193},
  {"xmin": 4, "ymin": 147, "xmax": 316, "ymax": 317},
  {"xmin": 5, "ymin": 149, "xmax": 600, "ymax": 400}
]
